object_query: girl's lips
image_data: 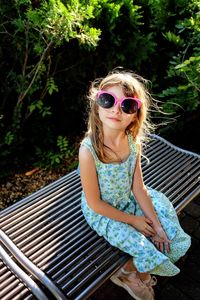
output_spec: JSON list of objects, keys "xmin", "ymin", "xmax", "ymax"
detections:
[{"xmin": 108, "ymin": 117, "xmax": 121, "ymax": 122}]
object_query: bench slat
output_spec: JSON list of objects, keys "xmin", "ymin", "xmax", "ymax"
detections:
[{"xmin": 0, "ymin": 249, "xmax": 46, "ymax": 300}]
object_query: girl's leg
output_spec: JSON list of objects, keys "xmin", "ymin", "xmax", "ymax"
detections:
[
  {"xmin": 121, "ymin": 258, "xmax": 157, "ymax": 299},
  {"xmin": 123, "ymin": 258, "xmax": 151, "ymax": 282},
  {"xmin": 123, "ymin": 258, "xmax": 137, "ymax": 272},
  {"xmin": 111, "ymin": 258, "xmax": 154, "ymax": 299}
]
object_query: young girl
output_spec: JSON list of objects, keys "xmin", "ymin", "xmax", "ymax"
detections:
[{"xmin": 79, "ymin": 70, "xmax": 191, "ymax": 300}]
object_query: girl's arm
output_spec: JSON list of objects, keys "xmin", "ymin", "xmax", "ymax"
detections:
[
  {"xmin": 132, "ymin": 144, "xmax": 171, "ymax": 251},
  {"xmin": 79, "ymin": 145, "xmax": 155, "ymax": 236}
]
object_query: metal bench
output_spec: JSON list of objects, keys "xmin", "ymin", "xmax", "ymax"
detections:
[{"xmin": 1, "ymin": 134, "xmax": 200, "ymax": 300}]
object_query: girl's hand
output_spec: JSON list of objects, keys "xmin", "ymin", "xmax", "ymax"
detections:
[
  {"xmin": 130, "ymin": 216, "xmax": 156, "ymax": 237},
  {"xmin": 151, "ymin": 226, "xmax": 171, "ymax": 252}
]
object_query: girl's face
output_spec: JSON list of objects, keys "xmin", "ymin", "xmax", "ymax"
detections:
[{"xmin": 98, "ymin": 85, "xmax": 137, "ymax": 132}]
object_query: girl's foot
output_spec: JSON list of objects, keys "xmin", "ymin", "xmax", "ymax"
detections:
[{"xmin": 110, "ymin": 268, "xmax": 154, "ymax": 300}]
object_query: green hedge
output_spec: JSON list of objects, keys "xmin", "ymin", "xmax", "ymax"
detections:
[{"xmin": 0, "ymin": 0, "xmax": 199, "ymax": 176}]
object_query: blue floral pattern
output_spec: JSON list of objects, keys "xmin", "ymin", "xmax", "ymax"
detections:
[{"xmin": 81, "ymin": 135, "xmax": 191, "ymax": 276}]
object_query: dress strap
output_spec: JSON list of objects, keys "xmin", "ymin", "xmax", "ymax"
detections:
[
  {"xmin": 128, "ymin": 133, "xmax": 137, "ymax": 155},
  {"xmin": 80, "ymin": 137, "xmax": 99, "ymax": 162}
]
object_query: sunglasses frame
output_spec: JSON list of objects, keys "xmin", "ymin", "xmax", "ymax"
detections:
[{"xmin": 96, "ymin": 90, "xmax": 141, "ymax": 114}]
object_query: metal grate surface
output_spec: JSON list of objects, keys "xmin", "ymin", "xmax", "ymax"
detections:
[
  {"xmin": 1, "ymin": 134, "xmax": 200, "ymax": 300},
  {"xmin": 0, "ymin": 254, "xmax": 36, "ymax": 300}
]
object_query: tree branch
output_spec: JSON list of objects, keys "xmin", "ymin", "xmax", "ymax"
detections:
[{"xmin": 17, "ymin": 40, "xmax": 54, "ymax": 105}]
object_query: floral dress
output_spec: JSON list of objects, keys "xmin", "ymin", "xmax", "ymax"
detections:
[{"xmin": 80, "ymin": 134, "xmax": 191, "ymax": 276}]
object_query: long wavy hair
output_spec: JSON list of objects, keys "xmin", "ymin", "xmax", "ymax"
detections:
[{"xmin": 85, "ymin": 69, "xmax": 155, "ymax": 162}]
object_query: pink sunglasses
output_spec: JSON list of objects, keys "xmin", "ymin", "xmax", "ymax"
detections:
[{"xmin": 96, "ymin": 90, "xmax": 141, "ymax": 114}]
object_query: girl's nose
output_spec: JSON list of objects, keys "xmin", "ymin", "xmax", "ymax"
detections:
[{"xmin": 112, "ymin": 102, "xmax": 121, "ymax": 114}]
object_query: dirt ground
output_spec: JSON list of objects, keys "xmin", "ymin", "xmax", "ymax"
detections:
[{"xmin": 0, "ymin": 168, "xmax": 67, "ymax": 210}]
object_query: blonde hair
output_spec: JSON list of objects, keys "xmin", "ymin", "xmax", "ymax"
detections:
[{"xmin": 85, "ymin": 69, "xmax": 155, "ymax": 162}]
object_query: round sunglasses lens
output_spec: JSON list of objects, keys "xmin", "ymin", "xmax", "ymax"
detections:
[
  {"xmin": 97, "ymin": 93, "xmax": 114, "ymax": 108},
  {"xmin": 122, "ymin": 99, "xmax": 138, "ymax": 114}
]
